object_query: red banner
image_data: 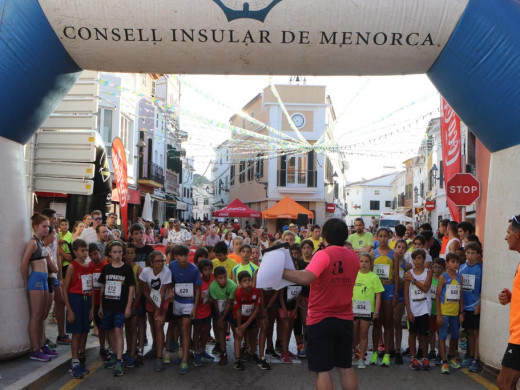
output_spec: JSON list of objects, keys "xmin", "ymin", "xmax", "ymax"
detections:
[
  {"xmin": 112, "ymin": 138, "xmax": 129, "ymax": 238},
  {"xmin": 440, "ymin": 96, "xmax": 462, "ymax": 223}
]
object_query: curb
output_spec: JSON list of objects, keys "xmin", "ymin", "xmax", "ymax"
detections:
[{"xmin": 4, "ymin": 343, "xmax": 97, "ymax": 390}]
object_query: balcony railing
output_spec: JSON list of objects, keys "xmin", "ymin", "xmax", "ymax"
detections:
[
  {"xmin": 277, "ymin": 170, "xmax": 317, "ymax": 188},
  {"xmin": 139, "ymin": 162, "xmax": 164, "ymax": 186}
]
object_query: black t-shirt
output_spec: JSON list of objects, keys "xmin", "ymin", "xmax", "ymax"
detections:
[
  {"xmin": 98, "ymin": 263, "xmax": 135, "ymax": 313},
  {"xmin": 296, "ymin": 259, "xmax": 311, "ymax": 297},
  {"xmin": 429, "ymin": 239, "xmax": 441, "ymax": 259},
  {"xmin": 134, "ymin": 244, "xmax": 154, "ymax": 268}
]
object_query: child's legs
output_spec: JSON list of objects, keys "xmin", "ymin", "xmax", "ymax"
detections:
[
  {"xmin": 54, "ymin": 285, "xmax": 66, "ymax": 337},
  {"xmin": 247, "ymin": 327, "xmax": 259, "ymax": 354},
  {"xmin": 429, "ymin": 316, "xmax": 437, "ymax": 351},
  {"xmin": 216, "ymin": 319, "xmax": 227, "ymax": 352},
  {"xmin": 438, "ymin": 316, "xmax": 450, "ymax": 361},
  {"xmin": 300, "ymin": 306, "xmax": 308, "ymax": 348},
  {"xmin": 148, "ymin": 315, "xmax": 157, "ymax": 348},
  {"xmin": 70, "ymin": 334, "xmax": 81, "ymax": 360},
  {"xmin": 259, "ymin": 319, "xmax": 267, "ymax": 358},
  {"xmin": 154, "ymin": 312, "xmax": 166, "ymax": 358},
  {"xmin": 393, "ymin": 302, "xmax": 405, "ymax": 352},
  {"xmin": 113, "ymin": 327, "xmax": 124, "ymax": 360},
  {"xmin": 129, "ymin": 315, "xmax": 138, "ymax": 356},
  {"xmin": 124, "ymin": 318, "xmax": 133, "ymax": 352},
  {"xmin": 40, "ymin": 290, "xmax": 50, "ymax": 345},
  {"xmin": 472, "ymin": 329, "xmax": 479, "ymax": 360},
  {"xmin": 193, "ymin": 323, "xmax": 201, "ymax": 353},
  {"xmin": 409, "ymin": 332, "xmax": 418, "ymax": 357},
  {"xmin": 281, "ymin": 317, "xmax": 290, "ymax": 353},
  {"xmin": 418, "ymin": 334, "xmax": 429, "ymax": 358},
  {"xmin": 80, "ymin": 332, "xmax": 88, "ymax": 354},
  {"xmin": 137, "ymin": 315, "xmax": 146, "ymax": 352},
  {"xmin": 353, "ymin": 319, "xmax": 360, "ymax": 348},
  {"xmin": 381, "ymin": 300, "xmax": 394, "ymax": 354},
  {"xmin": 358, "ymin": 320, "xmax": 370, "ymax": 358},
  {"xmin": 448, "ymin": 316, "xmax": 460, "ymax": 357},
  {"xmin": 199, "ymin": 321, "xmax": 211, "ymax": 352},
  {"xmin": 28, "ymin": 290, "xmax": 45, "ymax": 351},
  {"xmin": 371, "ymin": 318, "xmax": 382, "ymax": 353},
  {"xmin": 234, "ymin": 329, "xmax": 242, "ymax": 359},
  {"xmin": 179, "ymin": 317, "xmax": 191, "ymax": 362}
]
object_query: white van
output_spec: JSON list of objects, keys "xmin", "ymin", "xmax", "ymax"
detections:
[{"xmin": 379, "ymin": 212, "xmax": 413, "ymax": 231}]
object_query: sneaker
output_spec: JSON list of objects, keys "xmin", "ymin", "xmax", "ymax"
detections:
[
  {"xmin": 281, "ymin": 352, "xmax": 292, "ymax": 364},
  {"xmin": 441, "ymin": 362, "xmax": 450, "ymax": 374},
  {"xmin": 461, "ymin": 357, "xmax": 472, "ymax": 368},
  {"xmin": 99, "ymin": 348, "xmax": 109, "ymax": 361},
  {"xmin": 163, "ymin": 352, "xmax": 171, "ymax": 364},
  {"xmin": 377, "ymin": 343, "xmax": 385, "ymax": 353},
  {"xmin": 56, "ymin": 335, "xmax": 71, "ymax": 345},
  {"xmin": 126, "ymin": 355, "xmax": 136, "ymax": 368},
  {"xmin": 435, "ymin": 354, "xmax": 442, "ymax": 366},
  {"xmin": 200, "ymin": 351, "xmax": 215, "ymax": 362},
  {"xmin": 155, "ymin": 358, "xmax": 165, "ymax": 372},
  {"xmin": 357, "ymin": 359, "xmax": 366, "ymax": 369},
  {"xmin": 179, "ymin": 362, "xmax": 189, "ymax": 374},
  {"xmin": 395, "ymin": 353, "xmax": 403, "ymax": 365},
  {"xmin": 266, "ymin": 349, "xmax": 281, "ymax": 359},
  {"xmin": 42, "ymin": 345, "xmax": 58, "ymax": 358},
  {"xmin": 113, "ymin": 362, "xmax": 124, "ymax": 377},
  {"xmin": 194, "ymin": 354, "xmax": 202, "ymax": 367},
  {"xmin": 298, "ymin": 347, "xmax": 307, "ymax": 358},
  {"xmin": 144, "ymin": 348, "xmax": 157, "ymax": 359},
  {"xmin": 287, "ymin": 351, "xmax": 298, "ymax": 359},
  {"xmin": 410, "ymin": 358, "xmax": 421, "ymax": 370},
  {"xmin": 251, "ymin": 353, "xmax": 261, "ymax": 364},
  {"xmin": 428, "ymin": 350, "xmax": 437, "ymax": 360},
  {"xmin": 275, "ymin": 340, "xmax": 282, "ymax": 353},
  {"xmin": 422, "ymin": 358, "xmax": 431, "ymax": 371},
  {"xmin": 381, "ymin": 354, "xmax": 391, "ymax": 367},
  {"xmin": 226, "ymin": 333, "xmax": 231, "ymax": 341},
  {"xmin": 29, "ymin": 349, "xmax": 51, "ymax": 362},
  {"xmin": 369, "ymin": 352, "xmax": 379, "ymax": 365},
  {"xmin": 45, "ymin": 338, "xmax": 58, "ymax": 349},
  {"xmin": 459, "ymin": 341, "xmax": 468, "ymax": 350},
  {"xmin": 449, "ymin": 358, "xmax": 461, "ymax": 369},
  {"xmin": 258, "ymin": 358, "xmax": 271, "ymax": 370},
  {"xmin": 233, "ymin": 360, "xmax": 244, "ymax": 371},
  {"xmin": 70, "ymin": 364, "xmax": 83, "ymax": 379},
  {"xmin": 469, "ymin": 360, "xmax": 480, "ymax": 373},
  {"xmin": 135, "ymin": 354, "xmax": 144, "ymax": 367},
  {"xmin": 104, "ymin": 354, "xmax": 116, "ymax": 369},
  {"xmin": 219, "ymin": 352, "xmax": 228, "ymax": 366}
]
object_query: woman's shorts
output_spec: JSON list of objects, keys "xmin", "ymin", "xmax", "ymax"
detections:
[
  {"xmin": 28, "ymin": 272, "xmax": 48, "ymax": 291},
  {"xmin": 381, "ymin": 283, "xmax": 395, "ymax": 301}
]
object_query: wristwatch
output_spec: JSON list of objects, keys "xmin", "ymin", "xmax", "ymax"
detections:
[{"xmin": 411, "ymin": 279, "xmax": 416, "ymax": 285}]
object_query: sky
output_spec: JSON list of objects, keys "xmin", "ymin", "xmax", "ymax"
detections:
[{"xmin": 179, "ymin": 74, "xmax": 440, "ymax": 182}]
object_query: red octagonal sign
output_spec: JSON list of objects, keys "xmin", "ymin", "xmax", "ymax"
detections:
[{"xmin": 446, "ymin": 173, "xmax": 481, "ymax": 206}]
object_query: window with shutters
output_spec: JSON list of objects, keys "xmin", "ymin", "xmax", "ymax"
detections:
[
  {"xmin": 230, "ymin": 165, "xmax": 235, "ymax": 186},
  {"xmin": 239, "ymin": 160, "xmax": 246, "ymax": 183}
]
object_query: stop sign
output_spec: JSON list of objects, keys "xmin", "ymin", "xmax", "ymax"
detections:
[
  {"xmin": 425, "ymin": 201, "xmax": 436, "ymax": 211},
  {"xmin": 326, "ymin": 203, "xmax": 336, "ymax": 213},
  {"xmin": 446, "ymin": 173, "xmax": 481, "ymax": 206}
]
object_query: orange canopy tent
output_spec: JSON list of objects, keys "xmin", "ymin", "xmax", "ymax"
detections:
[{"xmin": 262, "ymin": 196, "xmax": 314, "ymax": 219}]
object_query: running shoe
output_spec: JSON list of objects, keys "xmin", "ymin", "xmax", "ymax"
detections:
[
  {"xmin": 42, "ymin": 345, "xmax": 58, "ymax": 358},
  {"xmin": 410, "ymin": 358, "xmax": 421, "ymax": 370},
  {"xmin": 45, "ymin": 338, "xmax": 58, "ymax": 349},
  {"xmin": 193, "ymin": 353, "xmax": 202, "ymax": 367},
  {"xmin": 287, "ymin": 351, "xmax": 298, "ymax": 359},
  {"xmin": 448, "ymin": 358, "xmax": 461, "ymax": 369},
  {"xmin": 461, "ymin": 357, "xmax": 472, "ymax": 368},
  {"xmin": 369, "ymin": 352, "xmax": 379, "ymax": 365},
  {"xmin": 381, "ymin": 354, "xmax": 391, "ymax": 367},
  {"xmin": 258, "ymin": 358, "xmax": 271, "ymax": 370},
  {"xmin": 29, "ymin": 349, "xmax": 51, "ymax": 362},
  {"xmin": 162, "ymin": 351, "xmax": 171, "ymax": 364},
  {"xmin": 219, "ymin": 352, "xmax": 228, "ymax": 366},
  {"xmin": 70, "ymin": 364, "xmax": 83, "ymax": 379},
  {"xmin": 459, "ymin": 340, "xmax": 468, "ymax": 350},
  {"xmin": 395, "ymin": 353, "xmax": 404, "ymax": 365},
  {"xmin": 126, "ymin": 355, "xmax": 136, "ymax": 368},
  {"xmin": 113, "ymin": 362, "xmax": 124, "ymax": 377},
  {"xmin": 56, "ymin": 335, "xmax": 71, "ymax": 345},
  {"xmin": 104, "ymin": 354, "xmax": 116, "ymax": 369},
  {"xmin": 234, "ymin": 359, "xmax": 244, "ymax": 371},
  {"xmin": 435, "ymin": 354, "xmax": 442, "ymax": 366},
  {"xmin": 422, "ymin": 358, "xmax": 431, "ymax": 371},
  {"xmin": 441, "ymin": 362, "xmax": 450, "ymax": 374},
  {"xmin": 357, "ymin": 359, "xmax": 366, "ymax": 369},
  {"xmin": 377, "ymin": 343, "xmax": 385, "ymax": 353},
  {"xmin": 200, "ymin": 351, "xmax": 215, "ymax": 362},
  {"xmin": 468, "ymin": 360, "xmax": 480, "ymax": 373},
  {"xmin": 155, "ymin": 358, "xmax": 164, "ymax": 372},
  {"xmin": 281, "ymin": 352, "xmax": 292, "ymax": 364},
  {"xmin": 298, "ymin": 347, "xmax": 308, "ymax": 358},
  {"xmin": 265, "ymin": 349, "xmax": 281, "ymax": 359},
  {"xmin": 427, "ymin": 350, "xmax": 437, "ymax": 361},
  {"xmin": 179, "ymin": 362, "xmax": 189, "ymax": 374},
  {"xmin": 226, "ymin": 333, "xmax": 231, "ymax": 341}
]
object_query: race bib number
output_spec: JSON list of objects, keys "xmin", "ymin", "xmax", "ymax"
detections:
[
  {"xmin": 175, "ymin": 283, "xmax": 194, "ymax": 298},
  {"xmin": 93, "ymin": 272, "xmax": 101, "ymax": 289},
  {"xmin": 411, "ymin": 284, "xmax": 427, "ymax": 302},
  {"xmin": 374, "ymin": 264, "xmax": 391, "ymax": 281},
  {"xmin": 353, "ymin": 300, "xmax": 371, "ymax": 317},
  {"xmin": 399, "ymin": 269, "xmax": 404, "ymax": 280},
  {"xmin": 287, "ymin": 286, "xmax": 302, "ymax": 301},
  {"xmin": 150, "ymin": 288, "xmax": 161, "ymax": 308},
  {"xmin": 81, "ymin": 274, "xmax": 92, "ymax": 294},
  {"xmin": 430, "ymin": 285, "xmax": 437, "ymax": 301},
  {"xmin": 202, "ymin": 290, "xmax": 210, "ymax": 304},
  {"xmin": 241, "ymin": 304, "xmax": 254, "ymax": 317},
  {"xmin": 462, "ymin": 274, "xmax": 476, "ymax": 292},
  {"xmin": 105, "ymin": 280, "xmax": 122, "ymax": 300},
  {"xmin": 446, "ymin": 284, "xmax": 461, "ymax": 302},
  {"xmin": 217, "ymin": 299, "xmax": 226, "ymax": 313}
]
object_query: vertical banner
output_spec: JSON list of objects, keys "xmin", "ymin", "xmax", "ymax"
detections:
[
  {"xmin": 112, "ymin": 137, "xmax": 128, "ymax": 238},
  {"xmin": 440, "ymin": 96, "xmax": 462, "ymax": 223}
]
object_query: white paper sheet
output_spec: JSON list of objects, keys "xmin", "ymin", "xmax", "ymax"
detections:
[{"xmin": 256, "ymin": 246, "xmax": 295, "ymax": 290}]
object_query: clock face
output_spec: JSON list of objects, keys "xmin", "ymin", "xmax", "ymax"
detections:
[
  {"xmin": 291, "ymin": 113, "xmax": 305, "ymax": 128},
  {"xmin": 220, "ymin": 0, "xmax": 277, "ymax": 11}
]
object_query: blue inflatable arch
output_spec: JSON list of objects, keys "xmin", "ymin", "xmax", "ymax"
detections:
[{"xmin": 0, "ymin": 0, "xmax": 519, "ymax": 361}]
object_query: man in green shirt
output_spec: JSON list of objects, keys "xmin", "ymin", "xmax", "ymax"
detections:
[{"xmin": 347, "ymin": 218, "xmax": 374, "ymax": 254}]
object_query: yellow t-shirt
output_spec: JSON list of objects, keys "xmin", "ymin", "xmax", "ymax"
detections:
[
  {"xmin": 212, "ymin": 257, "xmax": 238, "ymax": 280},
  {"xmin": 310, "ymin": 237, "xmax": 323, "ymax": 253},
  {"xmin": 374, "ymin": 250, "xmax": 394, "ymax": 282},
  {"xmin": 440, "ymin": 272, "xmax": 461, "ymax": 316},
  {"xmin": 347, "ymin": 232, "xmax": 374, "ymax": 250}
]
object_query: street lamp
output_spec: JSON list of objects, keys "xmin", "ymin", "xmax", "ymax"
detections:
[{"xmin": 431, "ymin": 164, "xmax": 440, "ymax": 181}]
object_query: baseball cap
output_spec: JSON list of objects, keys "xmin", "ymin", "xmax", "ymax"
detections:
[
  {"xmin": 289, "ymin": 223, "xmax": 296, "ymax": 227},
  {"xmin": 234, "ymin": 219, "xmax": 239, "ymax": 223}
]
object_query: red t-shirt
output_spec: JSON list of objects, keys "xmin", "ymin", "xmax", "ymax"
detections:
[
  {"xmin": 306, "ymin": 246, "xmax": 360, "ymax": 326},
  {"xmin": 233, "ymin": 286, "xmax": 261, "ymax": 322},
  {"xmin": 68, "ymin": 261, "xmax": 94, "ymax": 296},
  {"xmin": 92, "ymin": 260, "xmax": 108, "ymax": 306},
  {"xmin": 196, "ymin": 275, "xmax": 215, "ymax": 319}
]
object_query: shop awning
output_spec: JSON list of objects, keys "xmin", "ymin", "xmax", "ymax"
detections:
[
  {"xmin": 213, "ymin": 199, "xmax": 261, "ymax": 218},
  {"xmin": 111, "ymin": 188, "xmax": 141, "ymax": 205},
  {"xmin": 262, "ymin": 196, "xmax": 314, "ymax": 219}
]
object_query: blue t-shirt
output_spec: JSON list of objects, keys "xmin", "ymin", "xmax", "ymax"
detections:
[
  {"xmin": 169, "ymin": 261, "xmax": 202, "ymax": 304},
  {"xmin": 458, "ymin": 262, "xmax": 482, "ymax": 311}
]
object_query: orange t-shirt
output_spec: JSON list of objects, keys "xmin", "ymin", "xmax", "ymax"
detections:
[
  {"xmin": 509, "ymin": 263, "xmax": 520, "ymax": 345},
  {"xmin": 228, "ymin": 252, "xmax": 242, "ymax": 264},
  {"xmin": 440, "ymin": 236, "xmax": 449, "ymax": 255}
]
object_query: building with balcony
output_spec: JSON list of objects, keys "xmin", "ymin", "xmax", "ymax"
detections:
[
  {"xmin": 210, "ymin": 140, "xmax": 231, "ymax": 213},
  {"xmin": 227, "ymin": 83, "xmax": 347, "ymax": 231}
]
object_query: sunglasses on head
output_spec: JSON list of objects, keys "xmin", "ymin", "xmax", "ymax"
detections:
[{"xmin": 511, "ymin": 215, "xmax": 520, "ymax": 226}]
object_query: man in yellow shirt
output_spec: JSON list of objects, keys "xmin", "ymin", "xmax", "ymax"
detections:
[{"xmin": 309, "ymin": 225, "xmax": 323, "ymax": 253}]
